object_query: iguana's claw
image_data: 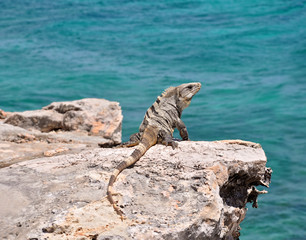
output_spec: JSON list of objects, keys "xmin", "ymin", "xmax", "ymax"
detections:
[{"xmin": 169, "ymin": 140, "xmax": 178, "ymax": 149}]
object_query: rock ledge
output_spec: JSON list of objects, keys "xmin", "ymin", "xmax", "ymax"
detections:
[{"xmin": 0, "ymin": 140, "xmax": 271, "ymax": 240}]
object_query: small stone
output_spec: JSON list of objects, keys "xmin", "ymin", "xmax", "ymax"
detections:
[{"xmin": 0, "ymin": 109, "xmax": 7, "ymax": 119}]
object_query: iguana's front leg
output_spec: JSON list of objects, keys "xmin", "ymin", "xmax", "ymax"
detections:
[
  {"xmin": 158, "ymin": 130, "xmax": 178, "ymax": 149},
  {"xmin": 176, "ymin": 119, "xmax": 189, "ymax": 141}
]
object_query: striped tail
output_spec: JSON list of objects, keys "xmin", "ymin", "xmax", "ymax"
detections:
[{"xmin": 107, "ymin": 125, "xmax": 158, "ymax": 217}]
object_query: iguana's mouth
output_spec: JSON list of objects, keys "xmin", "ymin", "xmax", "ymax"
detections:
[
  {"xmin": 186, "ymin": 82, "xmax": 201, "ymax": 100},
  {"xmin": 194, "ymin": 82, "xmax": 202, "ymax": 93}
]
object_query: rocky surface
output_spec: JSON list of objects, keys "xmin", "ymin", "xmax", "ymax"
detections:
[
  {"xmin": 0, "ymin": 99, "xmax": 122, "ymax": 167},
  {"xmin": 0, "ymin": 140, "xmax": 271, "ymax": 240}
]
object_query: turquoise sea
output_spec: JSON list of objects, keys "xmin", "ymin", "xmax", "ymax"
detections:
[{"xmin": 1, "ymin": 1, "xmax": 306, "ymax": 239}]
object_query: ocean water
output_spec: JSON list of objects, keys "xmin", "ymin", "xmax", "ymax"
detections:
[{"xmin": 1, "ymin": 0, "xmax": 306, "ymax": 239}]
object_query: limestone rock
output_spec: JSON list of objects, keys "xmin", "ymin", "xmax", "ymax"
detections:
[
  {"xmin": 0, "ymin": 141, "xmax": 271, "ymax": 240},
  {"xmin": 4, "ymin": 109, "xmax": 63, "ymax": 132},
  {"xmin": 0, "ymin": 99, "xmax": 122, "ymax": 167},
  {"xmin": 4, "ymin": 99, "xmax": 122, "ymax": 143}
]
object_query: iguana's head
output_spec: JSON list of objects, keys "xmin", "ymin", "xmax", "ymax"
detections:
[{"xmin": 177, "ymin": 82, "xmax": 201, "ymax": 110}]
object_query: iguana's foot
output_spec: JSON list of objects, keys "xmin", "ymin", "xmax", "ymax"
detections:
[
  {"xmin": 98, "ymin": 141, "xmax": 117, "ymax": 148},
  {"xmin": 115, "ymin": 140, "xmax": 140, "ymax": 148},
  {"xmin": 163, "ymin": 139, "xmax": 178, "ymax": 149}
]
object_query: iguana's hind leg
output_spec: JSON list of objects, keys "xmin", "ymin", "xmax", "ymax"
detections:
[
  {"xmin": 117, "ymin": 141, "xmax": 139, "ymax": 148},
  {"xmin": 130, "ymin": 132, "xmax": 142, "ymax": 142},
  {"xmin": 116, "ymin": 132, "xmax": 142, "ymax": 148},
  {"xmin": 126, "ymin": 132, "xmax": 142, "ymax": 147}
]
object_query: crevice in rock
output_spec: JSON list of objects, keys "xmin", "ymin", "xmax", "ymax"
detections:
[
  {"xmin": 219, "ymin": 168, "xmax": 271, "ymax": 209},
  {"xmin": 43, "ymin": 103, "xmax": 82, "ymax": 114}
]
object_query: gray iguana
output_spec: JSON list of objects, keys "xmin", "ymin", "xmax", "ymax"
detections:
[{"xmin": 107, "ymin": 82, "xmax": 201, "ymax": 218}]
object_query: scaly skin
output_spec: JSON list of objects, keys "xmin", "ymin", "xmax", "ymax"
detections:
[{"xmin": 107, "ymin": 82, "xmax": 201, "ymax": 218}]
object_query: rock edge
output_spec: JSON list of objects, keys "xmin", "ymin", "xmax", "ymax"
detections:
[{"xmin": 0, "ymin": 140, "xmax": 271, "ymax": 240}]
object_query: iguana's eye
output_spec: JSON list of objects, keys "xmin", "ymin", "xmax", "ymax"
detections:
[{"xmin": 187, "ymin": 85, "xmax": 193, "ymax": 89}]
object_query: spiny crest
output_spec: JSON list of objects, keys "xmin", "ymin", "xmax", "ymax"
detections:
[{"xmin": 161, "ymin": 86, "xmax": 177, "ymax": 98}]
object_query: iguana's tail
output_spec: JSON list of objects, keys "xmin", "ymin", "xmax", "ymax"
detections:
[{"xmin": 107, "ymin": 125, "xmax": 158, "ymax": 217}]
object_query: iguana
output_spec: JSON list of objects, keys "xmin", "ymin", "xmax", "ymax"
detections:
[{"xmin": 107, "ymin": 82, "xmax": 201, "ymax": 218}]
